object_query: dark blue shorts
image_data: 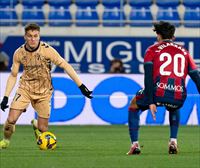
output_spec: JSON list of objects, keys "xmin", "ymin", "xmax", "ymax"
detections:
[{"xmin": 135, "ymin": 89, "xmax": 183, "ymax": 111}]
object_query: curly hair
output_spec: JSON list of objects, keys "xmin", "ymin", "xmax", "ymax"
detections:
[{"xmin": 153, "ymin": 21, "xmax": 175, "ymax": 39}]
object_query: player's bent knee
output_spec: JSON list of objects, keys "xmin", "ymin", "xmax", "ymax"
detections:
[
  {"xmin": 129, "ymin": 97, "xmax": 139, "ymax": 112},
  {"xmin": 128, "ymin": 106, "xmax": 138, "ymax": 112}
]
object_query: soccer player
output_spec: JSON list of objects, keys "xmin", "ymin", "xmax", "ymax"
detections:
[
  {"xmin": 0, "ymin": 23, "xmax": 93, "ymax": 149},
  {"xmin": 127, "ymin": 21, "xmax": 200, "ymax": 155}
]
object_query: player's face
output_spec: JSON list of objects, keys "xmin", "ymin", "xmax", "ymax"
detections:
[{"xmin": 24, "ymin": 30, "xmax": 40, "ymax": 49}]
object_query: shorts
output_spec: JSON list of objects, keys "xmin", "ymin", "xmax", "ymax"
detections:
[
  {"xmin": 10, "ymin": 88, "xmax": 52, "ymax": 118},
  {"xmin": 135, "ymin": 89, "xmax": 183, "ymax": 111}
]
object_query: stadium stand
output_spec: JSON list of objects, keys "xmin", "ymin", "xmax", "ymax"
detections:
[
  {"xmin": 0, "ymin": 0, "xmax": 18, "ymax": 26},
  {"xmin": 183, "ymin": 0, "xmax": 200, "ymax": 27},
  {"xmin": 156, "ymin": 0, "xmax": 181, "ymax": 27},
  {"xmin": 102, "ymin": 0, "xmax": 126, "ymax": 27},
  {"xmin": 75, "ymin": 0, "xmax": 99, "ymax": 27},
  {"xmin": 156, "ymin": 0, "xmax": 180, "ymax": 7},
  {"xmin": 129, "ymin": 0, "xmax": 153, "ymax": 27},
  {"xmin": 0, "ymin": 0, "xmax": 200, "ymax": 28},
  {"xmin": 48, "ymin": 0, "xmax": 72, "ymax": 26},
  {"xmin": 22, "ymin": 0, "xmax": 45, "ymax": 6},
  {"xmin": 21, "ymin": 0, "xmax": 45, "ymax": 26}
]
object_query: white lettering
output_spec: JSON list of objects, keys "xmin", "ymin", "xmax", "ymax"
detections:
[
  {"xmin": 123, "ymin": 64, "xmax": 132, "ymax": 73},
  {"xmin": 88, "ymin": 63, "xmax": 105, "ymax": 73},
  {"xmin": 189, "ymin": 41, "xmax": 194, "ymax": 58},
  {"xmin": 156, "ymin": 82, "xmax": 183, "ymax": 92},
  {"xmin": 136, "ymin": 41, "xmax": 144, "ymax": 62},
  {"xmin": 96, "ymin": 41, "xmax": 102, "ymax": 62},
  {"xmin": 45, "ymin": 40, "xmax": 60, "ymax": 46},
  {"xmin": 64, "ymin": 41, "xmax": 92, "ymax": 62},
  {"xmin": 106, "ymin": 41, "xmax": 132, "ymax": 62},
  {"xmin": 157, "ymin": 42, "xmax": 187, "ymax": 55}
]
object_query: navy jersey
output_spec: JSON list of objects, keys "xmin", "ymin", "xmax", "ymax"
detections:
[{"xmin": 144, "ymin": 40, "xmax": 197, "ymax": 105}]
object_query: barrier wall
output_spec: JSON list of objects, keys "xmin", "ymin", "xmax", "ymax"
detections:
[
  {"xmin": 0, "ymin": 73, "xmax": 199, "ymax": 125},
  {"xmin": 1, "ymin": 36, "xmax": 200, "ymax": 73}
]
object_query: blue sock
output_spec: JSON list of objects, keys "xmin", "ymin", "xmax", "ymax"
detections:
[
  {"xmin": 128, "ymin": 110, "xmax": 140, "ymax": 143},
  {"xmin": 169, "ymin": 109, "xmax": 180, "ymax": 139}
]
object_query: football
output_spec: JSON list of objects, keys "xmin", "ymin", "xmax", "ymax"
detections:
[{"xmin": 37, "ymin": 132, "xmax": 57, "ymax": 150}]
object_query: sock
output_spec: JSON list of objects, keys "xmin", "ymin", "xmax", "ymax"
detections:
[
  {"xmin": 2, "ymin": 139, "xmax": 10, "ymax": 143},
  {"xmin": 169, "ymin": 109, "xmax": 180, "ymax": 139},
  {"xmin": 132, "ymin": 141, "xmax": 139, "ymax": 145},
  {"xmin": 34, "ymin": 129, "xmax": 41, "ymax": 140},
  {"xmin": 3, "ymin": 120, "xmax": 15, "ymax": 140},
  {"xmin": 170, "ymin": 138, "xmax": 177, "ymax": 144},
  {"xmin": 128, "ymin": 109, "xmax": 140, "ymax": 143}
]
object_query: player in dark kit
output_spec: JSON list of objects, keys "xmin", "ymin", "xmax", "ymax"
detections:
[{"xmin": 127, "ymin": 21, "xmax": 200, "ymax": 155}]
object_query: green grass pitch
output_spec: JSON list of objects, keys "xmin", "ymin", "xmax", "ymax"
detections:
[{"xmin": 0, "ymin": 125, "xmax": 199, "ymax": 168}]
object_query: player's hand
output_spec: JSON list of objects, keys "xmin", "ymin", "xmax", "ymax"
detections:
[
  {"xmin": 149, "ymin": 104, "xmax": 157, "ymax": 121},
  {"xmin": 0, "ymin": 96, "xmax": 9, "ymax": 112},
  {"xmin": 79, "ymin": 84, "xmax": 93, "ymax": 99}
]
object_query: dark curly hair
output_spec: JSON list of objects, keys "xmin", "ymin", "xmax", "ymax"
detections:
[{"xmin": 153, "ymin": 21, "xmax": 175, "ymax": 39}]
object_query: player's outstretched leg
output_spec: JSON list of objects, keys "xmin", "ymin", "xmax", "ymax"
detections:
[
  {"xmin": 0, "ymin": 120, "xmax": 16, "ymax": 149},
  {"xmin": 0, "ymin": 139, "xmax": 10, "ymax": 149},
  {"xmin": 168, "ymin": 140, "xmax": 178, "ymax": 154},
  {"xmin": 31, "ymin": 119, "xmax": 41, "ymax": 140}
]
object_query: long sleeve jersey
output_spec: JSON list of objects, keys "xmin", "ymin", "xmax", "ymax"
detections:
[
  {"xmin": 144, "ymin": 40, "xmax": 200, "ymax": 105},
  {"xmin": 7, "ymin": 41, "xmax": 81, "ymax": 95}
]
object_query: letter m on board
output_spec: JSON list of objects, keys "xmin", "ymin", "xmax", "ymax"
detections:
[{"xmin": 64, "ymin": 41, "xmax": 92, "ymax": 62}]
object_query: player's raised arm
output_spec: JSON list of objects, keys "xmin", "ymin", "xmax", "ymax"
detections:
[
  {"xmin": 1, "ymin": 51, "xmax": 20, "ymax": 111},
  {"xmin": 46, "ymin": 45, "xmax": 93, "ymax": 99}
]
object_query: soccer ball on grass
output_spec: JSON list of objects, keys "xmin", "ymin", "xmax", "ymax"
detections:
[{"xmin": 37, "ymin": 131, "xmax": 57, "ymax": 150}]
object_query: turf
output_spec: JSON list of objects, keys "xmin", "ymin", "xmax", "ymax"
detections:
[{"xmin": 0, "ymin": 125, "xmax": 199, "ymax": 168}]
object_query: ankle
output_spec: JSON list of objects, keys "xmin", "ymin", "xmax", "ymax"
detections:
[
  {"xmin": 170, "ymin": 138, "xmax": 177, "ymax": 144},
  {"xmin": 132, "ymin": 141, "xmax": 140, "ymax": 148}
]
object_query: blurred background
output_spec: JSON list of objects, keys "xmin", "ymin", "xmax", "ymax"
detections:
[{"xmin": 0, "ymin": 0, "xmax": 199, "ymax": 126}]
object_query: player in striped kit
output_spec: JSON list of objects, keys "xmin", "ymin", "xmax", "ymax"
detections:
[
  {"xmin": 0, "ymin": 23, "xmax": 93, "ymax": 149},
  {"xmin": 127, "ymin": 21, "xmax": 200, "ymax": 155}
]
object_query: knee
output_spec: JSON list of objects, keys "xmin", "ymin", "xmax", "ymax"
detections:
[{"xmin": 129, "ymin": 97, "xmax": 139, "ymax": 112}]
